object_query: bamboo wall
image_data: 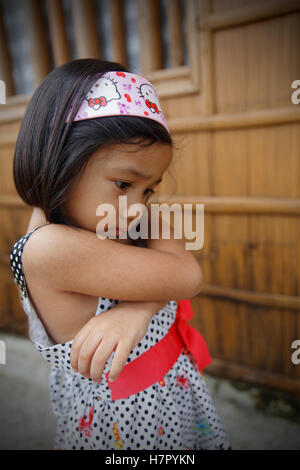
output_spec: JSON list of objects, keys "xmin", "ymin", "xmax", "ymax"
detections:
[{"xmin": 0, "ymin": 0, "xmax": 300, "ymax": 395}]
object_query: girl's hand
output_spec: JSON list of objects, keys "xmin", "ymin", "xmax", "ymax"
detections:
[{"xmin": 69, "ymin": 301, "xmax": 166, "ymax": 384}]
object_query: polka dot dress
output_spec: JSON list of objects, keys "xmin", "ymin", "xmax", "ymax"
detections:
[{"xmin": 9, "ymin": 226, "xmax": 232, "ymax": 450}]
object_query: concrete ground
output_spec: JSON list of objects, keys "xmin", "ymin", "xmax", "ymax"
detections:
[{"xmin": 0, "ymin": 332, "xmax": 300, "ymax": 450}]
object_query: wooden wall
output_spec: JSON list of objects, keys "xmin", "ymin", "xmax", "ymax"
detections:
[{"xmin": 0, "ymin": 0, "xmax": 300, "ymax": 395}]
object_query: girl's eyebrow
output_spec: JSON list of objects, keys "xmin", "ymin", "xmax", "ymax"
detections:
[{"xmin": 110, "ymin": 167, "xmax": 162, "ymax": 184}]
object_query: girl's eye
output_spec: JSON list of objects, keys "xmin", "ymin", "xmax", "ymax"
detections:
[
  {"xmin": 115, "ymin": 181, "xmax": 131, "ymax": 191},
  {"xmin": 144, "ymin": 188, "xmax": 155, "ymax": 196},
  {"xmin": 115, "ymin": 181, "xmax": 155, "ymax": 196}
]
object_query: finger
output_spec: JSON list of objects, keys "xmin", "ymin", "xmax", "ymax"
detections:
[
  {"xmin": 70, "ymin": 324, "xmax": 92, "ymax": 372},
  {"xmin": 107, "ymin": 339, "xmax": 133, "ymax": 382},
  {"xmin": 77, "ymin": 332, "xmax": 104, "ymax": 378},
  {"xmin": 89, "ymin": 337, "xmax": 118, "ymax": 383}
]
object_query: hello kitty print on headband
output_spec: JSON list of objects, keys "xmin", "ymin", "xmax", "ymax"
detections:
[{"xmin": 65, "ymin": 71, "xmax": 170, "ymax": 133}]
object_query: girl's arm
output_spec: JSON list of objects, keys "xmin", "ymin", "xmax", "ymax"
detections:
[
  {"xmin": 27, "ymin": 207, "xmax": 168, "ymax": 311},
  {"xmin": 70, "ymin": 299, "xmax": 169, "ymax": 383},
  {"xmin": 23, "ymin": 222, "xmax": 202, "ymax": 302},
  {"xmin": 144, "ymin": 208, "xmax": 193, "ymax": 256}
]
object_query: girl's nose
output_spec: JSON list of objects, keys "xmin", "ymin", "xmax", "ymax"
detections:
[{"xmin": 119, "ymin": 195, "xmax": 148, "ymax": 228}]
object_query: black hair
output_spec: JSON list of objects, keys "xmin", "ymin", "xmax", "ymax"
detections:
[{"xmin": 13, "ymin": 58, "xmax": 174, "ymax": 228}]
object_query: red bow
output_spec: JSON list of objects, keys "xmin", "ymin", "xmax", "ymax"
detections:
[
  {"xmin": 88, "ymin": 96, "xmax": 107, "ymax": 107},
  {"xmin": 145, "ymin": 99, "xmax": 159, "ymax": 114},
  {"xmin": 106, "ymin": 299, "xmax": 212, "ymax": 401},
  {"xmin": 175, "ymin": 299, "xmax": 212, "ymax": 373}
]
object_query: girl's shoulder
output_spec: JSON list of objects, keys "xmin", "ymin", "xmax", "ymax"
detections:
[
  {"xmin": 14, "ymin": 223, "xmax": 146, "ymax": 292},
  {"xmin": 20, "ymin": 223, "xmax": 147, "ymax": 269}
]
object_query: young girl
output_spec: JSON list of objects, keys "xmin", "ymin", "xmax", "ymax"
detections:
[{"xmin": 9, "ymin": 59, "xmax": 231, "ymax": 451}]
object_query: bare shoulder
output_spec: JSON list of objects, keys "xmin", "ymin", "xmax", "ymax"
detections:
[
  {"xmin": 22, "ymin": 223, "xmax": 81, "ymax": 262},
  {"xmin": 22, "ymin": 223, "xmax": 89, "ymax": 282},
  {"xmin": 23, "ymin": 222, "xmax": 134, "ymax": 266},
  {"xmin": 22, "ymin": 222, "xmax": 137, "ymax": 290}
]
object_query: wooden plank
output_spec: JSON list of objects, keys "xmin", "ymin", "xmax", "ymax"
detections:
[
  {"xmin": 198, "ymin": 1, "xmax": 215, "ymax": 115},
  {"xmin": 213, "ymin": 14, "xmax": 300, "ymax": 114},
  {"xmin": 0, "ymin": 2, "xmax": 15, "ymax": 96},
  {"xmin": 1, "ymin": 192, "xmax": 300, "ymax": 215},
  {"xmin": 71, "ymin": 0, "xmax": 101, "ymax": 58},
  {"xmin": 25, "ymin": 0, "xmax": 52, "ymax": 87},
  {"xmin": 186, "ymin": 0, "xmax": 201, "ymax": 89},
  {"xmin": 137, "ymin": 0, "xmax": 164, "ymax": 73},
  {"xmin": 206, "ymin": 358, "xmax": 300, "ymax": 396},
  {"xmin": 109, "ymin": 0, "xmax": 127, "ymax": 66},
  {"xmin": 46, "ymin": 0, "xmax": 71, "ymax": 66},
  {"xmin": 166, "ymin": 0, "xmax": 184, "ymax": 67},
  {"xmin": 2, "ymin": 104, "xmax": 299, "ymax": 127},
  {"xmin": 167, "ymin": 106, "xmax": 300, "ymax": 131},
  {"xmin": 198, "ymin": 283, "xmax": 300, "ymax": 310},
  {"xmin": 157, "ymin": 196, "xmax": 300, "ymax": 215},
  {"xmin": 200, "ymin": 0, "xmax": 300, "ymax": 30}
]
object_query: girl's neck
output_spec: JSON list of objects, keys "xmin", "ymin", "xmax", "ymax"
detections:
[{"xmin": 26, "ymin": 208, "xmax": 49, "ymax": 233}]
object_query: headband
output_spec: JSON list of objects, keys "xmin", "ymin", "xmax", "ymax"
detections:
[{"xmin": 65, "ymin": 71, "xmax": 170, "ymax": 133}]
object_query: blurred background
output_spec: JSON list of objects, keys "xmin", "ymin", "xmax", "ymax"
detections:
[{"xmin": 0, "ymin": 0, "xmax": 300, "ymax": 449}]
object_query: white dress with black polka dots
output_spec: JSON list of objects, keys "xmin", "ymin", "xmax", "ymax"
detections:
[{"xmin": 9, "ymin": 226, "xmax": 232, "ymax": 450}]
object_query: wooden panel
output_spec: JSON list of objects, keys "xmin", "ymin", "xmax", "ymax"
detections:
[
  {"xmin": 206, "ymin": 0, "xmax": 300, "ymax": 30},
  {"xmin": 137, "ymin": 0, "xmax": 164, "ymax": 73},
  {"xmin": 71, "ymin": 0, "xmax": 101, "ymax": 59},
  {"xmin": 166, "ymin": 0, "xmax": 185, "ymax": 67},
  {"xmin": 210, "ymin": 0, "xmax": 300, "ymax": 26},
  {"xmin": 248, "ymin": 125, "xmax": 300, "ymax": 198},
  {"xmin": 25, "ymin": 0, "xmax": 52, "ymax": 87},
  {"xmin": 109, "ymin": 0, "xmax": 127, "ymax": 66},
  {"xmin": 212, "ymin": 0, "xmax": 257, "ymax": 14},
  {"xmin": 46, "ymin": 0, "xmax": 71, "ymax": 66},
  {"xmin": 165, "ymin": 132, "xmax": 212, "ymax": 196},
  {"xmin": 214, "ymin": 13, "xmax": 300, "ymax": 113}
]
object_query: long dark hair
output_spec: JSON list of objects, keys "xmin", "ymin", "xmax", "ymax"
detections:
[{"xmin": 13, "ymin": 58, "xmax": 173, "ymax": 228}]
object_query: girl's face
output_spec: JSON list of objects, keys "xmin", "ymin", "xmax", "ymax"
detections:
[{"xmin": 63, "ymin": 142, "xmax": 172, "ymax": 242}]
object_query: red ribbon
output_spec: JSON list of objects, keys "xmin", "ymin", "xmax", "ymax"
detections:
[
  {"xmin": 88, "ymin": 96, "xmax": 107, "ymax": 107},
  {"xmin": 105, "ymin": 299, "xmax": 212, "ymax": 400},
  {"xmin": 145, "ymin": 98, "xmax": 159, "ymax": 114}
]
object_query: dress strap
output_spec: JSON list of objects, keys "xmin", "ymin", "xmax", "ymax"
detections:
[
  {"xmin": 10, "ymin": 223, "xmax": 49, "ymax": 298},
  {"xmin": 26, "ymin": 223, "xmax": 50, "ymax": 237}
]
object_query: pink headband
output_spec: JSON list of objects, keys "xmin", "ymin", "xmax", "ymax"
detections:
[{"xmin": 65, "ymin": 71, "xmax": 170, "ymax": 133}]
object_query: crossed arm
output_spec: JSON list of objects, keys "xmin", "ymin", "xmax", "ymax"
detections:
[
  {"xmin": 26, "ymin": 207, "xmax": 202, "ymax": 382},
  {"xmin": 25, "ymin": 207, "xmax": 190, "ymax": 312}
]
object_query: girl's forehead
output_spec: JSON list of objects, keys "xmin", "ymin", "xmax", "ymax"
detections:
[{"xmin": 92, "ymin": 143, "xmax": 172, "ymax": 169}]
